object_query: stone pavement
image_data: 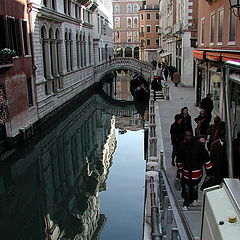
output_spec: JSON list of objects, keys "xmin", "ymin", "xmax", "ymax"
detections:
[{"xmin": 155, "ymin": 80, "xmax": 203, "ymax": 239}]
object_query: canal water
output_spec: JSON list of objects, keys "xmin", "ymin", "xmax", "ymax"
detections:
[{"xmin": 0, "ymin": 71, "xmax": 148, "ymax": 240}]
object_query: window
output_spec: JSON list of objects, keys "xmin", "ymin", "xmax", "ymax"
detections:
[
  {"xmin": 27, "ymin": 77, "xmax": 33, "ymax": 107},
  {"xmin": 156, "ymin": 38, "xmax": 159, "ymax": 46},
  {"xmin": 0, "ymin": 16, "xmax": 22, "ymax": 56},
  {"xmin": 7, "ymin": 17, "xmax": 22, "ymax": 56},
  {"xmin": 155, "ymin": 25, "xmax": 159, "ymax": 33},
  {"xmin": 64, "ymin": 0, "xmax": 67, "ymax": 14},
  {"xmin": 127, "ymin": 32, "xmax": 132, "ymax": 43},
  {"xmin": 115, "ymin": 31, "xmax": 120, "ymax": 42},
  {"xmin": 146, "ymin": 39, "xmax": 150, "ymax": 46},
  {"xmin": 127, "ymin": 18, "xmax": 132, "ymax": 28},
  {"xmin": 75, "ymin": 5, "xmax": 79, "ymax": 18},
  {"xmin": 68, "ymin": 0, "xmax": 71, "ymax": 16},
  {"xmin": 146, "ymin": 25, "xmax": 151, "ymax": 33},
  {"xmin": 127, "ymin": 4, "xmax": 132, "ymax": 13},
  {"xmin": 76, "ymin": 33, "xmax": 79, "ymax": 68},
  {"xmin": 200, "ymin": 18, "xmax": 205, "ymax": 44},
  {"xmin": 147, "ymin": 13, "xmax": 150, "ymax": 20},
  {"xmin": 141, "ymin": 14, "xmax": 143, "ymax": 20},
  {"xmin": 133, "ymin": 18, "xmax": 138, "ymax": 28},
  {"xmin": 140, "ymin": 39, "xmax": 144, "ymax": 47},
  {"xmin": 43, "ymin": 0, "xmax": 47, "ymax": 7},
  {"xmin": 133, "ymin": 32, "xmax": 138, "ymax": 42},
  {"xmin": 115, "ymin": 17, "xmax": 120, "ymax": 28},
  {"xmin": 51, "ymin": 0, "xmax": 55, "ymax": 10},
  {"xmin": 88, "ymin": 35, "xmax": 91, "ymax": 65},
  {"xmin": 156, "ymin": 13, "xmax": 159, "ymax": 20},
  {"xmin": 133, "ymin": 3, "xmax": 138, "ymax": 13},
  {"xmin": 21, "ymin": 20, "xmax": 29, "ymax": 55},
  {"xmin": 217, "ymin": 8, "xmax": 224, "ymax": 43},
  {"xmin": 115, "ymin": 4, "xmax": 120, "ymax": 13},
  {"xmin": 229, "ymin": 10, "xmax": 236, "ymax": 42},
  {"xmin": 210, "ymin": 13, "xmax": 215, "ymax": 43}
]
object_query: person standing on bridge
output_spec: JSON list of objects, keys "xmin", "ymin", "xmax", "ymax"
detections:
[{"xmin": 177, "ymin": 131, "xmax": 212, "ymax": 211}]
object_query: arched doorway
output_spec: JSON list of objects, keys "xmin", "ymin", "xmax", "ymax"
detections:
[
  {"xmin": 125, "ymin": 47, "xmax": 132, "ymax": 57},
  {"xmin": 115, "ymin": 47, "xmax": 123, "ymax": 57},
  {"xmin": 134, "ymin": 47, "xmax": 139, "ymax": 59}
]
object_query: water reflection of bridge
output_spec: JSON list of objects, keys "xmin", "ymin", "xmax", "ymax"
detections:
[{"xmin": 0, "ymin": 89, "xmax": 140, "ymax": 240}]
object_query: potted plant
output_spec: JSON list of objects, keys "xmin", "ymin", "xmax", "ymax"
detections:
[{"xmin": 0, "ymin": 48, "xmax": 16, "ymax": 64}]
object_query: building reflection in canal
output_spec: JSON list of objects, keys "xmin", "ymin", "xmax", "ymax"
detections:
[{"xmin": 0, "ymin": 72, "xmax": 146, "ymax": 240}]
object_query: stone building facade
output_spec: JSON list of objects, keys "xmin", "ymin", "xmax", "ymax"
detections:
[
  {"xmin": 112, "ymin": 0, "xmax": 141, "ymax": 59},
  {"xmin": 159, "ymin": 0, "xmax": 198, "ymax": 86},
  {"xmin": 0, "ymin": 0, "xmax": 113, "ymax": 148}
]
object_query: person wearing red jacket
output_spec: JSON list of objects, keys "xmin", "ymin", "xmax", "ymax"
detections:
[{"xmin": 177, "ymin": 131, "xmax": 212, "ymax": 211}]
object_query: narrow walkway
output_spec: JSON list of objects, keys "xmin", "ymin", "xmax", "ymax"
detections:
[{"xmin": 155, "ymin": 80, "xmax": 203, "ymax": 239}]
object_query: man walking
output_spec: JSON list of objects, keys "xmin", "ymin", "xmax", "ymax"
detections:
[
  {"xmin": 177, "ymin": 131, "xmax": 212, "ymax": 210},
  {"xmin": 170, "ymin": 114, "xmax": 184, "ymax": 167},
  {"xmin": 200, "ymin": 93, "xmax": 213, "ymax": 120}
]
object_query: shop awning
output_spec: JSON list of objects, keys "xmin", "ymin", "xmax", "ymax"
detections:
[
  {"xmin": 221, "ymin": 53, "xmax": 240, "ymax": 62},
  {"xmin": 193, "ymin": 50, "xmax": 204, "ymax": 60},
  {"xmin": 206, "ymin": 52, "xmax": 221, "ymax": 61}
]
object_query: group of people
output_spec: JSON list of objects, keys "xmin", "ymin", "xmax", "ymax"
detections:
[
  {"xmin": 151, "ymin": 61, "xmax": 181, "ymax": 87},
  {"xmin": 170, "ymin": 93, "xmax": 240, "ymax": 211}
]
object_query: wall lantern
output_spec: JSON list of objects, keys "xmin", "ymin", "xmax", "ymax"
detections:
[{"xmin": 229, "ymin": 0, "xmax": 240, "ymax": 18}]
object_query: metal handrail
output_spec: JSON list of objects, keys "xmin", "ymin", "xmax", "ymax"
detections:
[{"xmin": 150, "ymin": 176, "xmax": 162, "ymax": 240}]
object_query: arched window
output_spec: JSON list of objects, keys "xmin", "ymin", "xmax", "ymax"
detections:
[
  {"xmin": 133, "ymin": 17, "xmax": 138, "ymax": 28},
  {"xmin": 65, "ymin": 32, "xmax": 69, "ymax": 71},
  {"xmin": 133, "ymin": 3, "xmax": 138, "ymax": 13},
  {"xmin": 56, "ymin": 29, "xmax": 63, "ymax": 89},
  {"xmin": 127, "ymin": 18, "xmax": 132, "ymax": 28},
  {"xmin": 83, "ymin": 34, "xmax": 86, "ymax": 66},
  {"xmin": 80, "ymin": 33, "xmax": 83, "ymax": 67},
  {"xmin": 125, "ymin": 47, "xmax": 132, "ymax": 57},
  {"xmin": 115, "ymin": 4, "xmax": 120, "ymax": 13},
  {"xmin": 69, "ymin": 32, "xmax": 73, "ymax": 71},
  {"xmin": 49, "ymin": 28, "xmax": 54, "ymax": 76},
  {"xmin": 76, "ymin": 33, "xmax": 80, "ymax": 68},
  {"xmin": 88, "ymin": 35, "xmax": 91, "ymax": 65},
  {"xmin": 127, "ymin": 4, "xmax": 132, "ymax": 13},
  {"xmin": 41, "ymin": 26, "xmax": 52, "ymax": 95},
  {"xmin": 41, "ymin": 26, "xmax": 47, "ymax": 79}
]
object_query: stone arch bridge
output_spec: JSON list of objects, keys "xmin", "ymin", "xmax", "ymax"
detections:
[{"xmin": 94, "ymin": 57, "xmax": 154, "ymax": 83}]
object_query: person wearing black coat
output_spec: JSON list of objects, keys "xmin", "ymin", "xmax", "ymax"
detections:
[
  {"xmin": 210, "ymin": 131, "xmax": 228, "ymax": 185},
  {"xmin": 180, "ymin": 107, "xmax": 193, "ymax": 133},
  {"xmin": 194, "ymin": 109, "xmax": 210, "ymax": 136},
  {"xmin": 177, "ymin": 131, "xmax": 212, "ymax": 210},
  {"xmin": 233, "ymin": 131, "xmax": 240, "ymax": 179},
  {"xmin": 200, "ymin": 93, "xmax": 213, "ymax": 120},
  {"xmin": 170, "ymin": 114, "xmax": 184, "ymax": 167}
]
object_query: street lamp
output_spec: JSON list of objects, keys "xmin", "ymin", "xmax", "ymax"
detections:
[{"xmin": 229, "ymin": 0, "xmax": 240, "ymax": 18}]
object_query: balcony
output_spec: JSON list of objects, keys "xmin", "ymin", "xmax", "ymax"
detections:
[{"xmin": 139, "ymin": 32, "xmax": 144, "ymax": 37}]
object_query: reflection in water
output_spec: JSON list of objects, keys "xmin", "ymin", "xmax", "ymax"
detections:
[{"xmin": 0, "ymin": 78, "xmax": 145, "ymax": 240}]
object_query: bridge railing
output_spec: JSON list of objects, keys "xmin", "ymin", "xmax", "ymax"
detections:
[{"xmin": 93, "ymin": 57, "xmax": 154, "ymax": 79}]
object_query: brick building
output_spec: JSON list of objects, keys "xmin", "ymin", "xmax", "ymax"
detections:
[
  {"xmin": 193, "ymin": 0, "xmax": 240, "ymax": 118},
  {"xmin": 0, "ymin": 0, "xmax": 37, "ymax": 152},
  {"xmin": 112, "ymin": 0, "xmax": 141, "ymax": 58},
  {"xmin": 139, "ymin": 0, "xmax": 159, "ymax": 62}
]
